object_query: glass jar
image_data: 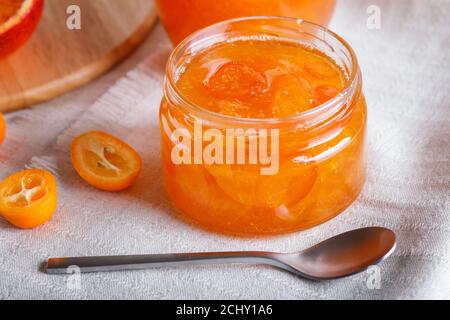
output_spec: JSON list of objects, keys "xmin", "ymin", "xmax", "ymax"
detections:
[
  {"xmin": 156, "ymin": 0, "xmax": 337, "ymax": 44},
  {"xmin": 160, "ymin": 17, "xmax": 366, "ymax": 236}
]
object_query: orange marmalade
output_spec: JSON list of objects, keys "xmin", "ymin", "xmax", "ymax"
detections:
[{"xmin": 160, "ymin": 17, "xmax": 366, "ymax": 236}]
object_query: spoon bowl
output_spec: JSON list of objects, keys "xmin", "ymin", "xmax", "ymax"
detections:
[{"xmin": 277, "ymin": 227, "xmax": 396, "ymax": 280}]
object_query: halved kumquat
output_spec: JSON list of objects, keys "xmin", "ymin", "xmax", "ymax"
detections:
[
  {"xmin": 0, "ymin": 112, "xmax": 5, "ymax": 144},
  {"xmin": 0, "ymin": 169, "xmax": 57, "ymax": 229},
  {"xmin": 71, "ymin": 131, "xmax": 142, "ymax": 191}
]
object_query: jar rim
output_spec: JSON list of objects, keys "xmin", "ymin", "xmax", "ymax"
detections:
[{"xmin": 164, "ymin": 16, "xmax": 361, "ymax": 127}]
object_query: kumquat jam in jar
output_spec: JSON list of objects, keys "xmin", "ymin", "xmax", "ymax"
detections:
[{"xmin": 160, "ymin": 17, "xmax": 367, "ymax": 236}]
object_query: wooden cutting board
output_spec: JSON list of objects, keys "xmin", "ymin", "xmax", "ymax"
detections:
[{"xmin": 0, "ymin": 0, "xmax": 158, "ymax": 113}]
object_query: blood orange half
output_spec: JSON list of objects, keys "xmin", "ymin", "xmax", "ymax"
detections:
[{"xmin": 0, "ymin": 0, "xmax": 44, "ymax": 58}]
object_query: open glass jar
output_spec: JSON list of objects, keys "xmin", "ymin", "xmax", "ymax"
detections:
[
  {"xmin": 156, "ymin": 0, "xmax": 336, "ymax": 44},
  {"xmin": 160, "ymin": 17, "xmax": 366, "ymax": 236}
]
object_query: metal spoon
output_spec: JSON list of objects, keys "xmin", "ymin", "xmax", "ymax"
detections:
[{"xmin": 46, "ymin": 227, "xmax": 396, "ymax": 280}]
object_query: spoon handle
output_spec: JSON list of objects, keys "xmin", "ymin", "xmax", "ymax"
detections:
[{"xmin": 46, "ymin": 251, "xmax": 282, "ymax": 274}]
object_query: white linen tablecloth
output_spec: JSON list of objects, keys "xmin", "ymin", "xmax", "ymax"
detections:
[{"xmin": 0, "ymin": 0, "xmax": 449, "ymax": 299}]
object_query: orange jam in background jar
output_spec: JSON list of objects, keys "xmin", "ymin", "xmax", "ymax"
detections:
[
  {"xmin": 156, "ymin": 0, "xmax": 336, "ymax": 44},
  {"xmin": 160, "ymin": 17, "xmax": 367, "ymax": 236}
]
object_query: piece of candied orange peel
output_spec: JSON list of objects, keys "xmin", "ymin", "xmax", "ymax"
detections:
[
  {"xmin": 204, "ymin": 162, "xmax": 317, "ymax": 208},
  {"xmin": 206, "ymin": 62, "xmax": 268, "ymax": 100},
  {"xmin": 314, "ymin": 85, "xmax": 340, "ymax": 105},
  {"xmin": 71, "ymin": 131, "xmax": 142, "ymax": 192},
  {"xmin": 304, "ymin": 60, "xmax": 338, "ymax": 80},
  {"xmin": 0, "ymin": 169, "xmax": 57, "ymax": 229},
  {"xmin": 272, "ymin": 74, "xmax": 316, "ymax": 117}
]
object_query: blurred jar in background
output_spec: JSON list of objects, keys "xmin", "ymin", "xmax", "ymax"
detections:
[{"xmin": 156, "ymin": 0, "xmax": 337, "ymax": 44}]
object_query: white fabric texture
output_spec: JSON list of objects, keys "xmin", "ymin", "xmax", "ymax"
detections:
[{"xmin": 0, "ymin": 0, "xmax": 449, "ymax": 299}]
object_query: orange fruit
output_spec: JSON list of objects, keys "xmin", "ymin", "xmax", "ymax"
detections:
[
  {"xmin": 0, "ymin": 112, "xmax": 5, "ymax": 145},
  {"xmin": 0, "ymin": 0, "xmax": 44, "ymax": 59},
  {"xmin": 71, "ymin": 131, "xmax": 142, "ymax": 192},
  {"xmin": 0, "ymin": 169, "xmax": 57, "ymax": 229}
]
